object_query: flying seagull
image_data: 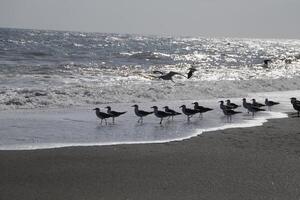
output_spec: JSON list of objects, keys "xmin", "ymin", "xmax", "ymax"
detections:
[
  {"xmin": 151, "ymin": 70, "xmax": 186, "ymax": 83},
  {"xmin": 187, "ymin": 67, "xmax": 197, "ymax": 79}
]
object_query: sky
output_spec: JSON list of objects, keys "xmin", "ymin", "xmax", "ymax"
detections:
[{"xmin": 0, "ymin": 0, "xmax": 300, "ymax": 39}]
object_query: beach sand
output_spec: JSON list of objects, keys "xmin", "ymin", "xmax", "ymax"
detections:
[{"xmin": 1, "ymin": 115, "xmax": 300, "ymax": 200}]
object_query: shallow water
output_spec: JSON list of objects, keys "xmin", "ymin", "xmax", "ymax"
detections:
[{"xmin": 1, "ymin": 90, "xmax": 298, "ymax": 150}]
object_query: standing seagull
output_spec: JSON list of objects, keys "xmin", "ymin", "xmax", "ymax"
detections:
[
  {"xmin": 105, "ymin": 106, "xmax": 127, "ymax": 124},
  {"xmin": 219, "ymin": 101, "xmax": 232, "ymax": 110},
  {"xmin": 132, "ymin": 105, "xmax": 153, "ymax": 123},
  {"xmin": 221, "ymin": 107, "xmax": 242, "ymax": 122},
  {"xmin": 163, "ymin": 106, "xmax": 181, "ymax": 120},
  {"xmin": 93, "ymin": 108, "xmax": 112, "ymax": 125},
  {"xmin": 179, "ymin": 105, "xmax": 199, "ymax": 122},
  {"xmin": 151, "ymin": 106, "xmax": 172, "ymax": 124},
  {"xmin": 265, "ymin": 98, "xmax": 280, "ymax": 111},
  {"xmin": 251, "ymin": 99, "xmax": 265, "ymax": 108},
  {"xmin": 192, "ymin": 102, "xmax": 213, "ymax": 118},
  {"xmin": 290, "ymin": 97, "xmax": 300, "ymax": 104},
  {"xmin": 226, "ymin": 99, "xmax": 240, "ymax": 109},
  {"xmin": 187, "ymin": 67, "xmax": 197, "ymax": 79},
  {"xmin": 290, "ymin": 98, "xmax": 300, "ymax": 117},
  {"xmin": 151, "ymin": 71, "xmax": 186, "ymax": 83},
  {"xmin": 243, "ymin": 98, "xmax": 265, "ymax": 117}
]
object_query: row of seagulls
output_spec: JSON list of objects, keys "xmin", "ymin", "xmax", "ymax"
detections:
[{"xmin": 94, "ymin": 98, "xmax": 283, "ymax": 125}]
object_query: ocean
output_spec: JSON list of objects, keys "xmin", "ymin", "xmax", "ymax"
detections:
[{"xmin": 0, "ymin": 27, "xmax": 299, "ymax": 150}]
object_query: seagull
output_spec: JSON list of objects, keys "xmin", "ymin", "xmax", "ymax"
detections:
[
  {"xmin": 132, "ymin": 104, "xmax": 153, "ymax": 123},
  {"xmin": 163, "ymin": 106, "xmax": 181, "ymax": 120},
  {"xmin": 290, "ymin": 98, "xmax": 300, "ymax": 117},
  {"xmin": 187, "ymin": 67, "xmax": 197, "ymax": 79},
  {"xmin": 251, "ymin": 99, "xmax": 265, "ymax": 108},
  {"xmin": 151, "ymin": 71, "xmax": 186, "ymax": 83},
  {"xmin": 265, "ymin": 98, "xmax": 280, "ymax": 111},
  {"xmin": 243, "ymin": 98, "xmax": 265, "ymax": 117},
  {"xmin": 219, "ymin": 101, "xmax": 232, "ymax": 110},
  {"xmin": 263, "ymin": 59, "xmax": 271, "ymax": 68},
  {"xmin": 151, "ymin": 106, "xmax": 172, "ymax": 124},
  {"xmin": 93, "ymin": 108, "xmax": 112, "ymax": 125},
  {"xmin": 192, "ymin": 102, "xmax": 213, "ymax": 118},
  {"xmin": 105, "ymin": 106, "xmax": 126, "ymax": 124},
  {"xmin": 226, "ymin": 99, "xmax": 240, "ymax": 109},
  {"xmin": 221, "ymin": 108, "xmax": 242, "ymax": 122},
  {"xmin": 290, "ymin": 97, "xmax": 300, "ymax": 105},
  {"xmin": 179, "ymin": 105, "xmax": 199, "ymax": 122}
]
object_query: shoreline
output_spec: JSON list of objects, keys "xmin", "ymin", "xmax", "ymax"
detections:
[{"xmin": 1, "ymin": 115, "xmax": 300, "ymax": 199}]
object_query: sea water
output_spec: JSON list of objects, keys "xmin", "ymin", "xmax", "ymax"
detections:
[{"xmin": 0, "ymin": 28, "xmax": 299, "ymax": 150}]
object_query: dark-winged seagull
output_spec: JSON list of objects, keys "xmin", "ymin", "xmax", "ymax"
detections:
[
  {"xmin": 290, "ymin": 98, "xmax": 300, "ymax": 117},
  {"xmin": 219, "ymin": 101, "xmax": 232, "ymax": 110},
  {"xmin": 93, "ymin": 108, "xmax": 112, "ymax": 125},
  {"xmin": 151, "ymin": 71, "xmax": 186, "ymax": 83},
  {"xmin": 243, "ymin": 98, "xmax": 265, "ymax": 117},
  {"xmin": 105, "ymin": 106, "xmax": 126, "ymax": 124},
  {"xmin": 263, "ymin": 59, "xmax": 271, "ymax": 68},
  {"xmin": 192, "ymin": 102, "xmax": 213, "ymax": 118},
  {"xmin": 151, "ymin": 106, "xmax": 172, "ymax": 124},
  {"xmin": 179, "ymin": 105, "xmax": 199, "ymax": 122},
  {"xmin": 265, "ymin": 98, "xmax": 280, "ymax": 111},
  {"xmin": 226, "ymin": 99, "xmax": 240, "ymax": 109},
  {"xmin": 221, "ymin": 107, "xmax": 242, "ymax": 122},
  {"xmin": 187, "ymin": 67, "xmax": 197, "ymax": 79},
  {"xmin": 290, "ymin": 97, "xmax": 300, "ymax": 105},
  {"xmin": 251, "ymin": 99, "xmax": 265, "ymax": 108},
  {"xmin": 163, "ymin": 106, "xmax": 181, "ymax": 120},
  {"xmin": 132, "ymin": 104, "xmax": 153, "ymax": 123}
]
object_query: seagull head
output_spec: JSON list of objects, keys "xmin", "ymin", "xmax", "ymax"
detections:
[
  {"xmin": 131, "ymin": 104, "xmax": 138, "ymax": 108},
  {"xmin": 93, "ymin": 108, "xmax": 100, "ymax": 111},
  {"xmin": 151, "ymin": 106, "xmax": 158, "ymax": 110}
]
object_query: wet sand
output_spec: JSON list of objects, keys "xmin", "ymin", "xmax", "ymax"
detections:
[{"xmin": 1, "ymin": 115, "xmax": 300, "ymax": 200}]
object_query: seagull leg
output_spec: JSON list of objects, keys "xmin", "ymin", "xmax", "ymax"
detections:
[
  {"xmin": 105, "ymin": 119, "xmax": 107, "ymax": 125},
  {"xmin": 100, "ymin": 119, "xmax": 103, "ymax": 125},
  {"xmin": 160, "ymin": 118, "xmax": 163, "ymax": 124},
  {"xmin": 112, "ymin": 117, "xmax": 115, "ymax": 124}
]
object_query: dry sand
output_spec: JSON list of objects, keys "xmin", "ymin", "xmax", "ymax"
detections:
[{"xmin": 1, "ymin": 115, "xmax": 300, "ymax": 200}]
